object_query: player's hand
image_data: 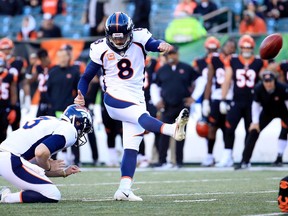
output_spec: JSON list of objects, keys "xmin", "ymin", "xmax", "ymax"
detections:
[
  {"xmin": 184, "ymin": 97, "xmax": 195, "ymax": 107},
  {"xmin": 7, "ymin": 109, "xmax": 16, "ymax": 124},
  {"xmin": 249, "ymin": 123, "xmax": 260, "ymax": 132},
  {"xmin": 202, "ymin": 99, "xmax": 210, "ymax": 117},
  {"xmin": 219, "ymin": 100, "xmax": 230, "ymax": 114},
  {"xmin": 158, "ymin": 42, "xmax": 173, "ymax": 54},
  {"xmin": 65, "ymin": 165, "xmax": 81, "ymax": 176},
  {"xmin": 156, "ymin": 100, "xmax": 165, "ymax": 111},
  {"xmin": 74, "ymin": 90, "xmax": 85, "ymax": 106},
  {"xmin": 49, "ymin": 159, "xmax": 66, "ymax": 172}
]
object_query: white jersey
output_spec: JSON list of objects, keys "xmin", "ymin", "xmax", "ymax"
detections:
[
  {"xmin": 0, "ymin": 116, "xmax": 77, "ymax": 159},
  {"xmin": 89, "ymin": 28, "xmax": 152, "ymax": 104}
]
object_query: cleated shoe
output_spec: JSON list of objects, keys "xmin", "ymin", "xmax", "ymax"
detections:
[
  {"xmin": 174, "ymin": 108, "xmax": 190, "ymax": 141},
  {"xmin": 114, "ymin": 189, "xmax": 143, "ymax": 201},
  {"xmin": 273, "ymin": 156, "xmax": 283, "ymax": 167},
  {"xmin": 234, "ymin": 162, "xmax": 251, "ymax": 170},
  {"xmin": 201, "ymin": 155, "xmax": 215, "ymax": 167},
  {"xmin": 0, "ymin": 187, "xmax": 11, "ymax": 203}
]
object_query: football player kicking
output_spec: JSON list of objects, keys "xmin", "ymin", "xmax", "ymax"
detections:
[
  {"xmin": 74, "ymin": 12, "xmax": 190, "ymax": 201},
  {"xmin": 0, "ymin": 104, "xmax": 93, "ymax": 203}
]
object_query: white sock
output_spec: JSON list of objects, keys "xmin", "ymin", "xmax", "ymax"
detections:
[
  {"xmin": 119, "ymin": 177, "xmax": 132, "ymax": 190},
  {"xmin": 207, "ymin": 154, "xmax": 213, "ymax": 159},
  {"xmin": 161, "ymin": 123, "xmax": 176, "ymax": 137},
  {"xmin": 224, "ymin": 149, "xmax": 232, "ymax": 157},
  {"xmin": 4, "ymin": 192, "xmax": 21, "ymax": 203},
  {"xmin": 108, "ymin": 148, "xmax": 118, "ymax": 164},
  {"xmin": 278, "ymin": 139, "xmax": 287, "ymax": 155}
]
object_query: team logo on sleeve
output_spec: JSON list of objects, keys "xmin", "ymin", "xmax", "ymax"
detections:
[{"xmin": 107, "ymin": 53, "xmax": 115, "ymax": 60}]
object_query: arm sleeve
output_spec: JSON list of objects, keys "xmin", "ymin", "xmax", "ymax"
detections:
[
  {"xmin": 42, "ymin": 135, "xmax": 66, "ymax": 155},
  {"xmin": 191, "ymin": 75, "xmax": 207, "ymax": 101},
  {"xmin": 145, "ymin": 37, "xmax": 163, "ymax": 52},
  {"xmin": 78, "ymin": 61, "xmax": 102, "ymax": 96},
  {"xmin": 252, "ymin": 101, "xmax": 262, "ymax": 124}
]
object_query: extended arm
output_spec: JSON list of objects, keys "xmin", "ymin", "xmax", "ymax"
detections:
[{"xmin": 75, "ymin": 61, "xmax": 102, "ymax": 105}]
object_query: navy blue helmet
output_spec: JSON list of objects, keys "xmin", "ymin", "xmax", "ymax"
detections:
[
  {"xmin": 61, "ymin": 104, "xmax": 93, "ymax": 146},
  {"xmin": 105, "ymin": 12, "xmax": 134, "ymax": 52}
]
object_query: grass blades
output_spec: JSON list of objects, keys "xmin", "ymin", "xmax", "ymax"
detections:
[{"xmin": 0, "ymin": 168, "xmax": 287, "ymax": 216}]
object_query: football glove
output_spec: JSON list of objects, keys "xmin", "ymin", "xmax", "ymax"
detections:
[
  {"xmin": 278, "ymin": 176, "xmax": 288, "ymax": 212},
  {"xmin": 219, "ymin": 100, "xmax": 230, "ymax": 114},
  {"xmin": 202, "ymin": 99, "xmax": 210, "ymax": 117}
]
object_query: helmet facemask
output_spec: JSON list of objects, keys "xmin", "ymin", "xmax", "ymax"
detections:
[
  {"xmin": 105, "ymin": 12, "xmax": 134, "ymax": 52},
  {"xmin": 61, "ymin": 104, "xmax": 93, "ymax": 147},
  {"xmin": 72, "ymin": 115, "xmax": 93, "ymax": 147},
  {"xmin": 107, "ymin": 32, "xmax": 132, "ymax": 50}
]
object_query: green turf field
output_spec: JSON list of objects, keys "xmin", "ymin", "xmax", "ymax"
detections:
[{"xmin": 0, "ymin": 167, "xmax": 288, "ymax": 216}]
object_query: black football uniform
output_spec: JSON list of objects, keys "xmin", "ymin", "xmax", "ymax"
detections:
[
  {"xmin": 208, "ymin": 53, "xmax": 229, "ymax": 129},
  {"xmin": 224, "ymin": 54, "xmax": 267, "ymax": 149},
  {"xmin": 7, "ymin": 56, "xmax": 27, "ymax": 130},
  {"xmin": 279, "ymin": 61, "xmax": 288, "ymax": 83},
  {"xmin": 241, "ymin": 81, "xmax": 288, "ymax": 164},
  {"xmin": 34, "ymin": 64, "xmax": 50, "ymax": 117},
  {"xmin": 193, "ymin": 56, "xmax": 208, "ymax": 76},
  {"xmin": 0, "ymin": 70, "xmax": 16, "ymax": 142},
  {"xmin": 277, "ymin": 61, "xmax": 288, "ymax": 141}
]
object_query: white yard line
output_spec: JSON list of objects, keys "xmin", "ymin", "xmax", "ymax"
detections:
[{"xmin": 174, "ymin": 199, "xmax": 217, "ymax": 203}]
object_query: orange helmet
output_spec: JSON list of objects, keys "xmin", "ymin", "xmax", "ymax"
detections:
[
  {"xmin": 0, "ymin": 37, "xmax": 14, "ymax": 50},
  {"xmin": 196, "ymin": 118, "xmax": 209, "ymax": 138},
  {"xmin": 238, "ymin": 35, "xmax": 255, "ymax": 49},
  {"xmin": 204, "ymin": 36, "xmax": 220, "ymax": 50}
]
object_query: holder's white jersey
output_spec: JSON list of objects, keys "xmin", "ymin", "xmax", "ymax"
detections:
[
  {"xmin": 89, "ymin": 28, "xmax": 152, "ymax": 104},
  {"xmin": 0, "ymin": 116, "xmax": 77, "ymax": 159}
]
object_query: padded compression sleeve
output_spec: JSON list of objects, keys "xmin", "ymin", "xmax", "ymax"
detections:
[
  {"xmin": 78, "ymin": 61, "xmax": 102, "ymax": 95},
  {"xmin": 145, "ymin": 37, "xmax": 163, "ymax": 52}
]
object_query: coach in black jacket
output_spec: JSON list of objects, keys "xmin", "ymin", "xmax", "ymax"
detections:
[
  {"xmin": 151, "ymin": 45, "xmax": 199, "ymax": 168},
  {"xmin": 235, "ymin": 70, "xmax": 288, "ymax": 170}
]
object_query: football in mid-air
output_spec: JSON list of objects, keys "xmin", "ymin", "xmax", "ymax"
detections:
[
  {"xmin": 196, "ymin": 119, "xmax": 209, "ymax": 138},
  {"xmin": 259, "ymin": 33, "xmax": 283, "ymax": 59}
]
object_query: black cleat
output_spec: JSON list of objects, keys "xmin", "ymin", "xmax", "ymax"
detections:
[{"xmin": 273, "ymin": 156, "xmax": 283, "ymax": 167}]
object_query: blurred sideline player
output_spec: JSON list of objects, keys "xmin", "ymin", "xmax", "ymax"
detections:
[
  {"xmin": 62, "ymin": 44, "xmax": 99, "ymax": 166},
  {"xmin": 201, "ymin": 37, "xmax": 237, "ymax": 166},
  {"xmin": 235, "ymin": 70, "xmax": 288, "ymax": 169},
  {"xmin": 192, "ymin": 36, "xmax": 220, "ymax": 166},
  {"xmin": 0, "ymin": 104, "xmax": 93, "ymax": 203},
  {"xmin": 74, "ymin": 12, "xmax": 189, "ymax": 201},
  {"xmin": 151, "ymin": 45, "xmax": 198, "ymax": 168},
  {"xmin": 0, "ymin": 37, "xmax": 28, "ymax": 130},
  {"xmin": 31, "ymin": 48, "xmax": 53, "ymax": 117},
  {"xmin": 268, "ymin": 61, "xmax": 288, "ymax": 166},
  {"xmin": 0, "ymin": 51, "xmax": 18, "ymax": 143},
  {"xmin": 218, "ymin": 35, "xmax": 268, "ymax": 167}
]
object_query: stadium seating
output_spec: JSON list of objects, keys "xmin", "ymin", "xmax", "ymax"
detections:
[{"xmin": 276, "ymin": 18, "xmax": 288, "ymax": 32}]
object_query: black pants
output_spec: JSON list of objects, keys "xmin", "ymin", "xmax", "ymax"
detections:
[
  {"xmin": 158, "ymin": 104, "xmax": 186, "ymax": 165},
  {"xmin": 224, "ymin": 102, "xmax": 252, "ymax": 149},
  {"xmin": 242, "ymin": 110, "xmax": 288, "ymax": 163}
]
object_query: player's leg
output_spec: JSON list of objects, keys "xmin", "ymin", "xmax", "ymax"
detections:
[
  {"xmin": 102, "ymin": 105, "xmax": 122, "ymax": 167},
  {"xmin": 216, "ymin": 104, "xmax": 242, "ymax": 167},
  {"xmin": 0, "ymin": 153, "xmax": 61, "ymax": 203},
  {"xmin": 114, "ymin": 121, "xmax": 143, "ymax": 201},
  {"xmin": 273, "ymin": 123, "xmax": 288, "ymax": 166},
  {"xmin": 104, "ymin": 93, "xmax": 189, "ymax": 141},
  {"xmin": 235, "ymin": 112, "xmax": 272, "ymax": 170},
  {"xmin": 202, "ymin": 100, "xmax": 223, "ymax": 167}
]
